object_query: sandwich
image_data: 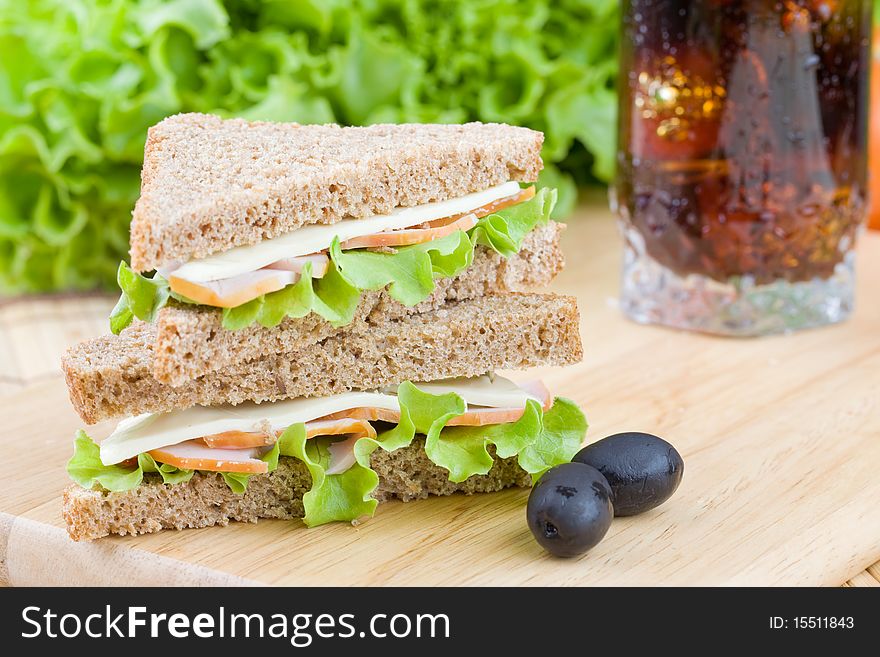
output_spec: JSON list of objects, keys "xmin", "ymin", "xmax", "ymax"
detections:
[
  {"xmin": 63, "ymin": 294, "xmax": 584, "ymax": 541},
  {"xmin": 60, "ymin": 114, "xmax": 588, "ymax": 542},
  {"xmin": 108, "ymin": 114, "xmax": 564, "ymax": 385}
]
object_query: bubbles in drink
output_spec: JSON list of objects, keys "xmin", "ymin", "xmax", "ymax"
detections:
[{"xmin": 616, "ymin": 0, "xmax": 869, "ymax": 284}]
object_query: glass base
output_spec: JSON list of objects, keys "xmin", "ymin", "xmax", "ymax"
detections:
[{"xmin": 619, "ymin": 225, "xmax": 855, "ymax": 337}]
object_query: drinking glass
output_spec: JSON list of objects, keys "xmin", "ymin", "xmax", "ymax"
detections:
[{"xmin": 613, "ymin": 0, "xmax": 872, "ymax": 335}]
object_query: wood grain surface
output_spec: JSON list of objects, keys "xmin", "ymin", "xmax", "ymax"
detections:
[{"xmin": 1, "ymin": 198, "xmax": 879, "ymax": 586}]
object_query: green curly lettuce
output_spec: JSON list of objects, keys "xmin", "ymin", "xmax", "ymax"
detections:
[
  {"xmin": 108, "ymin": 262, "xmax": 171, "ymax": 334},
  {"xmin": 516, "ymin": 398, "xmax": 591, "ymax": 483},
  {"xmin": 66, "ymin": 383, "xmax": 588, "ymax": 526},
  {"xmin": 109, "ymin": 186, "xmax": 556, "ymax": 334},
  {"xmin": 220, "ymin": 441, "xmax": 280, "ymax": 494},
  {"xmin": 1, "ymin": 0, "xmax": 617, "ymax": 293},
  {"xmin": 277, "ymin": 406, "xmax": 417, "ymax": 527},
  {"xmin": 67, "ymin": 430, "xmax": 193, "ymax": 492},
  {"xmin": 67, "ymin": 429, "xmax": 282, "ymax": 494},
  {"xmin": 398, "ymin": 382, "xmax": 586, "ymax": 484}
]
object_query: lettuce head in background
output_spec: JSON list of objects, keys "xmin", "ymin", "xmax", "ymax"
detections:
[{"xmin": 0, "ymin": 0, "xmax": 619, "ymax": 293}]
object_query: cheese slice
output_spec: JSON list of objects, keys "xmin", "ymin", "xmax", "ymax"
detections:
[
  {"xmin": 170, "ymin": 182, "xmax": 521, "ymax": 283},
  {"xmin": 99, "ymin": 374, "xmax": 542, "ymax": 465}
]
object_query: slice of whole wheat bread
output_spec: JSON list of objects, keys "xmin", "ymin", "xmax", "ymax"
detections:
[
  {"xmin": 63, "ymin": 293, "xmax": 582, "ymax": 424},
  {"xmin": 131, "ymin": 114, "xmax": 544, "ymax": 272},
  {"xmin": 63, "ymin": 439, "xmax": 531, "ymax": 541},
  {"xmin": 153, "ymin": 222, "xmax": 565, "ymax": 386}
]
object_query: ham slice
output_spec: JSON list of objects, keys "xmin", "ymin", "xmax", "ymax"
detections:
[
  {"xmin": 338, "ymin": 186, "xmax": 534, "ymax": 251},
  {"xmin": 305, "ymin": 417, "xmax": 376, "ymax": 441},
  {"xmin": 338, "ymin": 213, "xmax": 478, "ymax": 250},
  {"xmin": 201, "ymin": 430, "xmax": 277, "ymax": 449},
  {"xmin": 512, "ymin": 379, "xmax": 553, "ymax": 411},
  {"xmin": 154, "ymin": 417, "xmax": 377, "ymax": 474},
  {"xmin": 168, "ymin": 269, "xmax": 297, "ymax": 308},
  {"xmin": 263, "ymin": 253, "xmax": 330, "ymax": 276},
  {"xmin": 326, "ymin": 435, "xmax": 362, "ymax": 475},
  {"xmin": 148, "ymin": 440, "xmax": 270, "ymax": 474},
  {"xmin": 168, "ymin": 255, "xmax": 328, "ymax": 309},
  {"xmin": 203, "ymin": 417, "xmax": 377, "ymax": 449}
]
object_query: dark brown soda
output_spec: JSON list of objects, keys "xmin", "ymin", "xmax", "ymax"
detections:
[{"xmin": 615, "ymin": 0, "xmax": 871, "ymax": 284}]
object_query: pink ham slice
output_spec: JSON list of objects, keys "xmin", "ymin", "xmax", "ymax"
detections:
[
  {"xmin": 263, "ymin": 253, "xmax": 330, "ymax": 277},
  {"xmin": 153, "ymin": 418, "xmax": 377, "ymax": 475},
  {"xmin": 339, "ymin": 185, "xmax": 536, "ymax": 251},
  {"xmin": 202, "ymin": 417, "xmax": 377, "ymax": 450},
  {"xmin": 338, "ymin": 213, "xmax": 478, "ymax": 250},
  {"xmin": 168, "ymin": 269, "xmax": 297, "ymax": 309},
  {"xmin": 326, "ymin": 435, "xmax": 363, "ymax": 475},
  {"xmin": 148, "ymin": 440, "xmax": 271, "ymax": 474},
  {"xmin": 512, "ymin": 380, "xmax": 552, "ymax": 411}
]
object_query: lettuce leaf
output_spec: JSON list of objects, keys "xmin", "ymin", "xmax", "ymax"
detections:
[
  {"xmin": 109, "ymin": 261, "xmax": 170, "ymax": 334},
  {"xmin": 1, "ymin": 1, "xmax": 617, "ymax": 294},
  {"xmin": 221, "ymin": 257, "xmax": 363, "ymax": 330},
  {"xmin": 66, "ymin": 385, "xmax": 588, "ymax": 525},
  {"xmin": 109, "ymin": 187, "xmax": 555, "ymax": 333},
  {"xmin": 330, "ymin": 229, "xmax": 474, "ymax": 307},
  {"xmin": 403, "ymin": 382, "xmax": 585, "ymax": 484},
  {"xmin": 276, "ymin": 402, "xmax": 419, "ymax": 527},
  {"xmin": 284, "ymin": 392, "xmax": 585, "ymax": 523},
  {"xmin": 67, "ymin": 430, "xmax": 192, "ymax": 491},
  {"xmin": 67, "ymin": 430, "xmax": 144, "ymax": 492},
  {"xmin": 430, "ymin": 400, "xmax": 544, "ymax": 483},
  {"xmin": 517, "ymin": 397, "xmax": 589, "ymax": 483},
  {"xmin": 220, "ymin": 441, "xmax": 280, "ymax": 493},
  {"xmin": 471, "ymin": 187, "xmax": 557, "ymax": 258}
]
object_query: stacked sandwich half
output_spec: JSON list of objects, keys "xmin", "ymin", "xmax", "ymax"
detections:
[{"xmin": 61, "ymin": 114, "xmax": 586, "ymax": 541}]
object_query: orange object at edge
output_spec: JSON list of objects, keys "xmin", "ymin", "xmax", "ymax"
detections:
[{"xmin": 869, "ymin": 29, "xmax": 880, "ymax": 229}]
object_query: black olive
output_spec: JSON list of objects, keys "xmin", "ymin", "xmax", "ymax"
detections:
[
  {"xmin": 527, "ymin": 462, "xmax": 613, "ymax": 558},
  {"xmin": 573, "ymin": 432, "xmax": 684, "ymax": 517}
]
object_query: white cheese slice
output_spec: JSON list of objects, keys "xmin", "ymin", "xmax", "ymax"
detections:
[
  {"xmin": 170, "ymin": 181, "xmax": 521, "ymax": 283},
  {"xmin": 99, "ymin": 374, "xmax": 540, "ymax": 465}
]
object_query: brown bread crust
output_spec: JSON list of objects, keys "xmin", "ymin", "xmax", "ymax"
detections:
[
  {"xmin": 131, "ymin": 114, "xmax": 544, "ymax": 271},
  {"xmin": 62, "ymin": 293, "xmax": 583, "ymax": 424},
  {"xmin": 63, "ymin": 442, "xmax": 531, "ymax": 541},
  {"xmin": 153, "ymin": 222, "xmax": 565, "ymax": 385}
]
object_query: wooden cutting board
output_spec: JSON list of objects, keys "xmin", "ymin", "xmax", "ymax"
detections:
[{"xmin": 2, "ymin": 201, "xmax": 879, "ymax": 586}]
